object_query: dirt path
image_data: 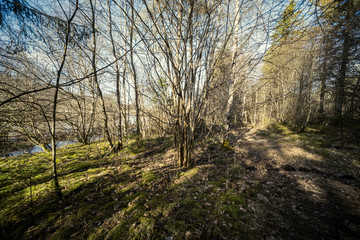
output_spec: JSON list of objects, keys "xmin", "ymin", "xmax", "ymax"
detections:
[{"xmin": 229, "ymin": 127, "xmax": 360, "ymax": 239}]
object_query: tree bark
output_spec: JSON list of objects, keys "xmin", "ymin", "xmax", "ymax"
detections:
[
  {"xmin": 90, "ymin": 0, "xmax": 113, "ymax": 149},
  {"xmin": 107, "ymin": 0, "xmax": 122, "ymax": 151},
  {"xmin": 224, "ymin": 0, "xmax": 241, "ymax": 142},
  {"xmin": 130, "ymin": 0, "xmax": 141, "ymax": 137},
  {"xmin": 335, "ymin": 6, "xmax": 351, "ymax": 118},
  {"xmin": 51, "ymin": 1, "xmax": 79, "ymax": 200},
  {"xmin": 319, "ymin": 36, "xmax": 329, "ymax": 116}
]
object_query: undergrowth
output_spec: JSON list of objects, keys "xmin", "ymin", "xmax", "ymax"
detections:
[
  {"xmin": 0, "ymin": 135, "xmax": 259, "ymax": 240},
  {"xmin": 2, "ymin": 126, "xmax": 358, "ymax": 239}
]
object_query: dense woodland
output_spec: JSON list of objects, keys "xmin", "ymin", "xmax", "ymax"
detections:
[{"xmin": 0, "ymin": 0, "xmax": 360, "ymax": 239}]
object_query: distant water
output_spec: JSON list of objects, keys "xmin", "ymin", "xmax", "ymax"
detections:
[
  {"xmin": 2, "ymin": 140, "xmax": 76, "ymax": 158},
  {"xmin": 91, "ymin": 135, "xmax": 103, "ymax": 141}
]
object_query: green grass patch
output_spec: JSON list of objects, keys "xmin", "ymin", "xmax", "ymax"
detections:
[
  {"xmin": 267, "ymin": 123, "xmax": 294, "ymax": 135},
  {"xmin": 141, "ymin": 170, "xmax": 157, "ymax": 185},
  {"xmin": 222, "ymin": 140, "xmax": 233, "ymax": 151},
  {"xmin": 0, "ymin": 136, "xmax": 261, "ymax": 240}
]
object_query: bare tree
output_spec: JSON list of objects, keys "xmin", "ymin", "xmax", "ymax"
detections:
[
  {"xmin": 107, "ymin": 0, "xmax": 123, "ymax": 150},
  {"xmin": 50, "ymin": 0, "xmax": 79, "ymax": 198},
  {"xmin": 129, "ymin": 0, "xmax": 141, "ymax": 138},
  {"xmin": 128, "ymin": 0, "xmax": 242, "ymax": 167},
  {"xmin": 89, "ymin": 0, "xmax": 113, "ymax": 149}
]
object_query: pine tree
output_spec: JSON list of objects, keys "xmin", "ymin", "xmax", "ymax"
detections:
[{"xmin": 271, "ymin": 0, "xmax": 301, "ymax": 43}]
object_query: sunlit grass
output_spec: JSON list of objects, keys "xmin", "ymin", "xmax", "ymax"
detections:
[{"xmin": 1, "ymin": 135, "xmax": 266, "ymax": 239}]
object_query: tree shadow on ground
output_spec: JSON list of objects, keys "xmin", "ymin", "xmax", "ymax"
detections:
[
  {"xmin": 2, "ymin": 132, "xmax": 359, "ymax": 239},
  {"xmin": 228, "ymin": 127, "xmax": 360, "ymax": 239}
]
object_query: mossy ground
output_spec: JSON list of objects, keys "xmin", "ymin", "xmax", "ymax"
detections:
[
  {"xmin": 0, "ymin": 136, "xmax": 256, "ymax": 240},
  {"xmin": 1, "ymin": 126, "xmax": 360, "ymax": 239}
]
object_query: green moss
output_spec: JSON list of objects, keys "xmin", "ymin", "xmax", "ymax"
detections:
[
  {"xmin": 123, "ymin": 192, "xmax": 146, "ymax": 203},
  {"xmin": 182, "ymin": 197, "xmax": 197, "ymax": 208},
  {"xmin": 165, "ymin": 220, "xmax": 187, "ymax": 237},
  {"xmin": 267, "ymin": 123, "xmax": 293, "ymax": 135},
  {"xmin": 122, "ymin": 164, "xmax": 133, "ymax": 173},
  {"xmin": 63, "ymin": 161, "xmax": 92, "ymax": 173},
  {"xmin": 123, "ymin": 139, "xmax": 149, "ymax": 155},
  {"xmin": 86, "ymin": 167, "xmax": 104, "ymax": 174},
  {"xmin": 220, "ymin": 190, "xmax": 246, "ymax": 206},
  {"xmin": 230, "ymin": 164, "xmax": 243, "ymax": 174},
  {"xmin": 222, "ymin": 140, "xmax": 234, "ymax": 151},
  {"xmin": 306, "ymin": 126, "xmax": 320, "ymax": 133},
  {"xmin": 215, "ymin": 154, "xmax": 232, "ymax": 164},
  {"xmin": 287, "ymin": 134, "xmax": 301, "ymax": 141},
  {"xmin": 181, "ymin": 167, "xmax": 198, "ymax": 178},
  {"xmin": 102, "ymin": 192, "xmax": 150, "ymax": 239},
  {"xmin": 171, "ymin": 168, "xmax": 199, "ymax": 188},
  {"xmin": 141, "ymin": 170, "xmax": 157, "ymax": 185},
  {"xmin": 104, "ymin": 223, "xmax": 128, "ymax": 240},
  {"xmin": 103, "ymin": 185, "xmax": 116, "ymax": 194},
  {"xmin": 191, "ymin": 207, "xmax": 209, "ymax": 222},
  {"xmin": 0, "ymin": 137, "xmax": 264, "ymax": 240},
  {"xmin": 128, "ymin": 217, "xmax": 156, "ymax": 239},
  {"xmin": 244, "ymin": 187, "xmax": 258, "ymax": 199},
  {"xmin": 46, "ymin": 228, "xmax": 75, "ymax": 240}
]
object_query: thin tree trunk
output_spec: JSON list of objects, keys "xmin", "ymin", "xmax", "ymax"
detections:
[
  {"xmin": 319, "ymin": 37, "xmax": 329, "ymax": 117},
  {"xmin": 107, "ymin": 0, "xmax": 122, "ymax": 151},
  {"xmin": 348, "ymin": 76, "xmax": 360, "ymax": 116},
  {"xmin": 224, "ymin": 0, "xmax": 241, "ymax": 142},
  {"xmin": 123, "ymin": 63, "xmax": 128, "ymax": 135},
  {"xmin": 51, "ymin": 1, "xmax": 79, "ymax": 199},
  {"xmin": 90, "ymin": 0, "xmax": 113, "ymax": 149},
  {"xmin": 253, "ymin": 91, "xmax": 257, "ymax": 125},
  {"xmin": 335, "ymin": 6, "xmax": 351, "ymax": 118},
  {"xmin": 242, "ymin": 93, "xmax": 247, "ymax": 124},
  {"xmin": 130, "ymin": 0, "xmax": 141, "ymax": 137}
]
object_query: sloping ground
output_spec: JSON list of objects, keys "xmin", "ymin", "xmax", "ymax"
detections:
[
  {"xmin": 0, "ymin": 126, "xmax": 359, "ymax": 239},
  {"xmin": 231, "ymin": 126, "xmax": 360, "ymax": 239}
]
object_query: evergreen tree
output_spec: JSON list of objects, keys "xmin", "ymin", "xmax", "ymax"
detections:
[
  {"xmin": 271, "ymin": 0, "xmax": 301, "ymax": 43},
  {"xmin": 315, "ymin": 0, "xmax": 360, "ymax": 119}
]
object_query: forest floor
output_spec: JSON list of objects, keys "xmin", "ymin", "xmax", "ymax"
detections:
[{"xmin": 1, "ymin": 124, "xmax": 360, "ymax": 239}]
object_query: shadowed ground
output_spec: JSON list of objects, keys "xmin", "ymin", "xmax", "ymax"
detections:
[{"xmin": 1, "ymin": 126, "xmax": 359, "ymax": 239}]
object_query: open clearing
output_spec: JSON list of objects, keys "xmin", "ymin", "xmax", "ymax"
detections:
[{"xmin": 1, "ymin": 125, "xmax": 359, "ymax": 239}]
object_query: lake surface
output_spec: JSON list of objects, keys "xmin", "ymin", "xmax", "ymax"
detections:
[{"xmin": 2, "ymin": 140, "xmax": 76, "ymax": 158}]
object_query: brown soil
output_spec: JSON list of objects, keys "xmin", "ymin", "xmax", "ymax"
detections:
[{"xmin": 225, "ymin": 127, "xmax": 360, "ymax": 239}]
